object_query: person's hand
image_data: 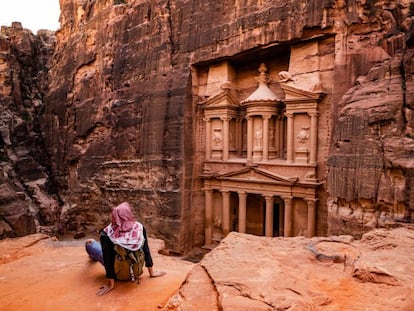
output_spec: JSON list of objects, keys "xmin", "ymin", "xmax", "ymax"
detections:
[
  {"xmin": 150, "ymin": 270, "xmax": 166, "ymax": 278},
  {"xmin": 96, "ymin": 279, "xmax": 114, "ymax": 296}
]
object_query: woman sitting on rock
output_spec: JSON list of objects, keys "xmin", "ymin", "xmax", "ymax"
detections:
[{"xmin": 87, "ymin": 201, "xmax": 166, "ymax": 296}]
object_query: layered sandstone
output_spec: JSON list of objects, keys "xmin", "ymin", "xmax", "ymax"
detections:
[
  {"xmin": 42, "ymin": 0, "xmax": 335, "ymax": 252},
  {"xmin": 0, "ymin": 0, "xmax": 413, "ymax": 254},
  {"xmin": 0, "ymin": 23, "xmax": 58, "ymax": 238},
  {"xmin": 165, "ymin": 227, "xmax": 414, "ymax": 310},
  {"xmin": 327, "ymin": 3, "xmax": 414, "ymax": 236}
]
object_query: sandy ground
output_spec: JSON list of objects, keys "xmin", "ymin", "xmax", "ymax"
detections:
[{"xmin": 0, "ymin": 234, "xmax": 194, "ymax": 311}]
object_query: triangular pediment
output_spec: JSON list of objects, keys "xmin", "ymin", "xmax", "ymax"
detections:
[
  {"xmin": 217, "ymin": 167, "xmax": 298, "ymax": 184},
  {"xmin": 202, "ymin": 89, "xmax": 239, "ymax": 109},
  {"xmin": 280, "ymin": 83, "xmax": 325, "ymax": 102}
]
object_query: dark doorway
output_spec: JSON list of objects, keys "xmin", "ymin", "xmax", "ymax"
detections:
[
  {"xmin": 273, "ymin": 203, "xmax": 280, "ymax": 236},
  {"xmin": 246, "ymin": 194, "xmax": 264, "ymax": 236}
]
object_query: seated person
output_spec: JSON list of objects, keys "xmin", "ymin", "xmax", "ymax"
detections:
[{"xmin": 86, "ymin": 202, "xmax": 165, "ymax": 295}]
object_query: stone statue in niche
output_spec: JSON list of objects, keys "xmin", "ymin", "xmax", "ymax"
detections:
[
  {"xmin": 254, "ymin": 129, "xmax": 262, "ymax": 148},
  {"xmin": 229, "ymin": 127, "xmax": 236, "ymax": 150},
  {"xmin": 269, "ymin": 122, "xmax": 275, "ymax": 147},
  {"xmin": 297, "ymin": 127, "xmax": 309, "ymax": 145},
  {"xmin": 212, "ymin": 129, "xmax": 223, "ymax": 148},
  {"xmin": 214, "ymin": 216, "xmax": 222, "ymax": 229}
]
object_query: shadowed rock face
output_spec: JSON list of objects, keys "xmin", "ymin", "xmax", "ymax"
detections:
[
  {"xmin": 327, "ymin": 5, "xmax": 414, "ymax": 237},
  {"xmin": 1, "ymin": 1, "xmax": 414, "ymax": 253},
  {"xmin": 0, "ymin": 23, "xmax": 58, "ymax": 238},
  {"xmin": 41, "ymin": 0, "xmax": 333, "ymax": 252}
]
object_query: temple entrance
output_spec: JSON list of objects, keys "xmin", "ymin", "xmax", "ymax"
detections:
[
  {"xmin": 246, "ymin": 194, "xmax": 264, "ymax": 236},
  {"xmin": 230, "ymin": 192, "xmax": 239, "ymax": 232},
  {"xmin": 273, "ymin": 197, "xmax": 285, "ymax": 236},
  {"xmin": 273, "ymin": 203, "xmax": 280, "ymax": 236}
]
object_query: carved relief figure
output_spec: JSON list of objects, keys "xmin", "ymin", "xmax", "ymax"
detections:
[
  {"xmin": 297, "ymin": 127, "xmax": 309, "ymax": 144},
  {"xmin": 255, "ymin": 129, "xmax": 263, "ymax": 148},
  {"xmin": 212, "ymin": 129, "xmax": 223, "ymax": 148},
  {"xmin": 269, "ymin": 121, "xmax": 275, "ymax": 147},
  {"xmin": 229, "ymin": 123, "xmax": 236, "ymax": 150}
]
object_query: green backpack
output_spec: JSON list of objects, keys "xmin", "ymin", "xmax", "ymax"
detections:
[{"xmin": 113, "ymin": 244, "xmax": 145, "ymax": 282}]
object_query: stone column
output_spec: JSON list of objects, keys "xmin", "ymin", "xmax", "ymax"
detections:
[
  {"xmin": 306, "ymin": 198, "xmax": 317, "ymax": 237},
  {"xmin": 204, "ymin": 189, "xmax": 213, "ymax": 245},
  {"xmin": 286, "ymin": 112, "xmax": 294, "ymax": 162},
  {"xmin": 222, "ymin": 190, "xmax": 230, "ymax": 236},
  {"xmin": 263, "ymin": 115, "xmax": 270, "ymax": 161},
  {"xmin": 238, "ymin": 191, "xmax": 247, "ymax": 233},
  {"xmin": 309, "ymin": 112, "xmax": 318, "ymax": 164},
  {"xmin": 247, "ymin": 116, "xmax": 253, "ymax": 161},
  {"xmin": 205, "ymin": 118, "xmax": 211, "ymax": 160},
  {"xmin": 283, "ymin": 197, "xmax": 293, "ymax": 236},
  {"xmin": 222, "ymin": 116, "xmax": 230, "ymax": 161},
  {"xmin": 265, "ymin": 195, "xmax": 274, "ymax": 237}
]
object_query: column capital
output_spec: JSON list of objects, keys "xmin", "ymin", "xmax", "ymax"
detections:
[
  {"xmin": 203, "ymin": 117, "xmax": 211, "ymax": 122},
  {"xmin": 220, "ymin": 116, "xmax": 232, "ymax": 121},
  {"xmin": 307, "ymin": 111, "xmax": 319, "ymax": 118},
  {"xmin": 282, "ymin": 196, "xmax": 293, "ymax": 204},
  {"xmin": 285, "ymin": 111, "xmax": 294, "ymax": 118},
  {"xmin": 305, "ymin": 198, "xmax": 318, "ymax": 207}
]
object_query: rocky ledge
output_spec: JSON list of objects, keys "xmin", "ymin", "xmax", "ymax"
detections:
[{"xmin": 166, "ymin": 226, "xmax": 414, "ymax": 310}]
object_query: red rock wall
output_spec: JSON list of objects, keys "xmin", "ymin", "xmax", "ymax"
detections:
[
  {"xmin": 327, "ymin": 2, "xmax": 414, "ymax": 237},
  {"xmin": 26, "ymin": 0, "xmax": 414, "ymax": 251},
  {"xmin": 42, "ymin": 0, "xmax": 333, "ymax": 252},
  {"xmin": 0, "ymin": 23, "xmax": 58, "ymax": 238}
]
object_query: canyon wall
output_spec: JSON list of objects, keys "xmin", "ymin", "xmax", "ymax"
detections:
[
  {"xmin": 327, "ymin": 1, "xmax": 414, "ymax": 237},
  {"xmin": 1, "ymin": 0, "xmax": 413, "ymax": 253},
  {"xmin": 42, "ymin": 0, "xmax": 335, "ymax": 253},
  {"xmin": 0, "ymin": 23, "xmax": 59, "ymax": 238}
]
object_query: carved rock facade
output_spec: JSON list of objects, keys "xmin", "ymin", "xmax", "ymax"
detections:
[
  {"xmin": 43, "ymin": 0, "xmax": 414, "ymax": 252},
  {"xmin": 1, "ymin": 1, "xmax": 414, "ymax": 253}
]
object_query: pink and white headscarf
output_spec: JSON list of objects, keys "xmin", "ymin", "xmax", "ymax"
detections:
[{"xmin": 103, "ymin": 202, "xmax": 144, "ymax": 251}]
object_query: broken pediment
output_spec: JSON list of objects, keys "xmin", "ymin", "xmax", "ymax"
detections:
[
  {"xmin": 280, "ymin": 83, "xmax": 325, "ymax": 102},
  {"xmin": 216, "ymin": 167, "xmax": 298, "ymax": 184},
  {"xmin": 201, "ymin": 88, "xmax": 239, "ymax": 110}
]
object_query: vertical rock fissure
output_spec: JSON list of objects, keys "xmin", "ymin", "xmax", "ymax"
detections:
[{"xmin": 200, "ymin": 264, "xmax": 223, "ymax": 311}]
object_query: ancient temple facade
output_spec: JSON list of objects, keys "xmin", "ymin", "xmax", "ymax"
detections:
[{"xmin": 195, "ymin": 46, "xmax": 329, "ymax": 246}]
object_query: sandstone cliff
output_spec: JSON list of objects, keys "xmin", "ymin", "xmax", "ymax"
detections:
[
  {"xmin": 41, "ymin": 0, "xmax": 337, "ymax": 253},
  {"xmin": 0, "ymin": 23, "xmax": 59, "ymax": 239},
  {"xmin": 0, "ymin": 0, "xmax": 414, "ymax": 255}
]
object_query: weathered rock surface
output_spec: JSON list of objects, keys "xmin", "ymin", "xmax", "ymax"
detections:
[
  {"xmin": 40, "ymin": 0, "xmax": 414, "ymax": 253},
  {"xmin": 165, "ymin": 227, "xmax": 414, "ymax": 310},
  {"xmin": 0, "ymin": 23, "xmax": 59, "ymax": 239},
  {"xmin": 0, "ymin": 233, "xmax": 194, "ymax": 311},
  {"xmin": 1, "ymin": 0, "xmax": 414, "ymax": 255},
  {"xmin": 1, "ymin": 228, "xmax": 413, "ymax": 310},
  {"xmin": 327, "ymin": 6, "xmax": 414, "ymax": 235}
]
